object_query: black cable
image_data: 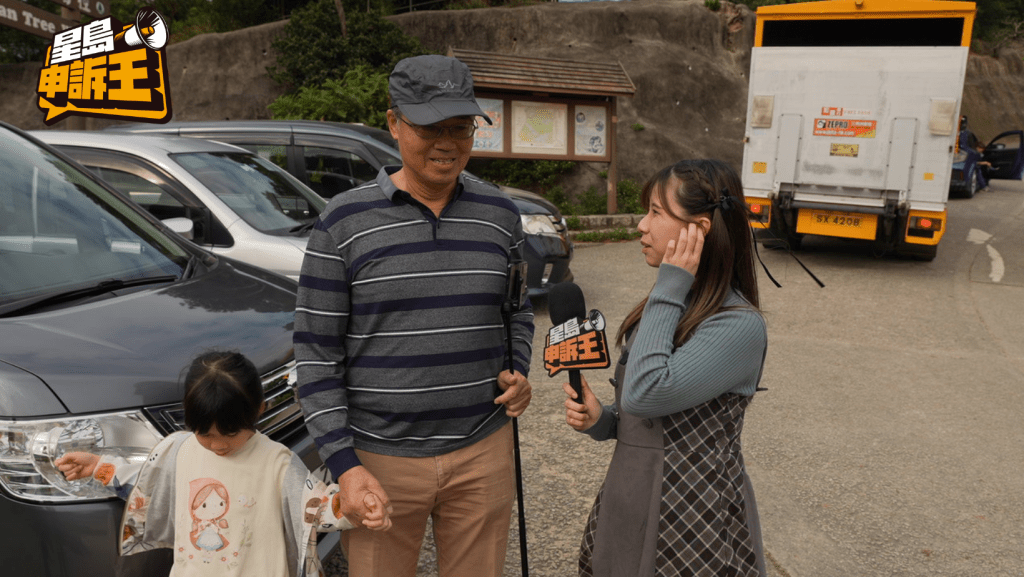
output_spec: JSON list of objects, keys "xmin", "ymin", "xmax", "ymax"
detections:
[{"xmin": 756, "ymin": 228, "xmax": 826, "ymax": 288}]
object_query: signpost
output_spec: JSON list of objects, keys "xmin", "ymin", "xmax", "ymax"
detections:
[
  {"xmin": 40, "ymin": 0, "xmax": 107, "ymax": 19},
  {"xmin": 0, "ymin": 0, "xmax": 80, "ymax": 39}
]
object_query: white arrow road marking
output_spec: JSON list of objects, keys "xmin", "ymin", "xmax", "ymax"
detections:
[
  {"xmin": 967, "ymin": 228, "xmax": 1004, "ymax": 283},
  {"xmin": 986, "ymin": 244, "xmax": 1005, "ymax": 283},
  {"xmin": 967, "ymin": 228, "xmax": 992, "ymax": 245}
]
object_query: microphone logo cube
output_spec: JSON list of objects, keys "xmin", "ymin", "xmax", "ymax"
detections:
[{"xmin": 543, "ymin": 310, "xmax": 611, "ymax": 376}]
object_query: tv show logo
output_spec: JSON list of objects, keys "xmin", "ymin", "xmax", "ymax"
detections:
[
  {"xmin": 36, "ymin": 7, "xmax": 172, "ymax": 125},
  {"xmin": 543, "ymin": 310, "xmax": 611, "ymax": 377}
]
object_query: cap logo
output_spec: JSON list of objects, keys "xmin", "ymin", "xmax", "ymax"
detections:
[{"xmin": 438, "ymin": 79, "xmax": 457, "ymax": 92}]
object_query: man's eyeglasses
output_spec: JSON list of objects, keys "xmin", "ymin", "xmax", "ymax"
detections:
[{"xmin": 397, "ymin": 114, "xmax": 477, "ymax": 140}]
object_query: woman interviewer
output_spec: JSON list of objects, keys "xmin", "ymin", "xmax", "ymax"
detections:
[{"xmin": 564, "ymin": 159, "xmax": 768, "ymax": 576}]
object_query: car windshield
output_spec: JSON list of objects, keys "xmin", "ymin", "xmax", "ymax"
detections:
[
  {"xmin": 0, "ymin": 128, "xmax": 190, "ymax": 307},
  {"xmin": 170, "ymin": 151, "xmax": 327, "ymax": 235}
]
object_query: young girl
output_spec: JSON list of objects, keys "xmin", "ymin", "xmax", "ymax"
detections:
[
  {"xmin": 56, "ymin": 351, "xmax": 391, "ymax": 577},
  {"xmin": 564, "ymin": 159, "xmax": 768, "ymax": 576}
]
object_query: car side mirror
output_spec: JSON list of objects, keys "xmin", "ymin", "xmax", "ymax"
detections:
[{"xmin": 162, "ymin": 217, "xmax": 195, "ymax": 240}]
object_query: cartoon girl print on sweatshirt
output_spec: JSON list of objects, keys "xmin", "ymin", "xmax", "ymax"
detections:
[{"xmin": 188, "ymin": 478, "xmax": 230, "ymax": 554}]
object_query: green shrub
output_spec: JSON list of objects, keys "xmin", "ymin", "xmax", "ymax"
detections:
[
  {"xmin": 616, "ymin": 179, "xmax": 644, "ymax": 214},
  {"xmin": 574, "ymin": 227, "xmax": 641, "ymax": 243},
  {"xmin": 565, "ymin": 215, "xmax": 583, "ymax": 230},
  {"xmin": 631, "ymin": 123, "xmax": 645, "ymax": 131},
  {"xmin": 268, "ymin": 65, "xmax": 390, "ymax": 127},
  {"xmin": 575, "ymin": 186, "xmax": 607, "ymax": 215},
  {"xmin": 268, "ymin": 0, "xmax": 425, "ymax": 90},
  {"xmin": 544, "ymin": 185, "xmax": 571, "ymax": 215},
  {"xmin": 471, "ymin": 159, "xmax": 576, "ymax": 190},
  {"xmin": 704, "ymin": 0, "xmax": 721, "ymax": 11}
]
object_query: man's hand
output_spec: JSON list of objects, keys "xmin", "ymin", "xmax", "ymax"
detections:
[
  {"xmin": 495, "ymin": 369, "xmax": 532, "ymax": 417},
  {"xmin": 336, "ymin": 466, "xmax": 392, "ymax": 529}
]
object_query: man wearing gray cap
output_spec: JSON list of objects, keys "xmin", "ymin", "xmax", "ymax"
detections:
[{"xmin": 294, "ymin": 55, "xmax": 535, "ymax": 576}]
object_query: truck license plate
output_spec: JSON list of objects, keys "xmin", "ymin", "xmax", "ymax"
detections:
[{"xmin": 796, "ymin": 209, "xmax": 877, "ymax": 240}]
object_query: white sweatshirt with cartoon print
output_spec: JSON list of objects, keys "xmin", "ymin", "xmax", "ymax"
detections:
[{"xmin": 91, "ymin": 431, "xmax": 352, "ymax": 577}]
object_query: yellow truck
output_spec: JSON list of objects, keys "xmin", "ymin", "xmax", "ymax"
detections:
[{"xmin": 741, "ymin": 0, "xmax": 976, "ymax": 260}]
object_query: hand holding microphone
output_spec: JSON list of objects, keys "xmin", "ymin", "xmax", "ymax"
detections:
[{"xmin": 562, "ymin": 375, "xmax": 603, "ymax": 432}]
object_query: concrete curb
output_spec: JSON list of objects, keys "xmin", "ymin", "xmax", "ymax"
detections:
[{"xmin": 567, "ymin": 214, "xmax": 643, "ymax": 240}]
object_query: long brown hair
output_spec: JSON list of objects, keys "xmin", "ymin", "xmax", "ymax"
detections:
[{"xmin": 616, "ymin": 159, "xmax": 760, "ymax": 347}]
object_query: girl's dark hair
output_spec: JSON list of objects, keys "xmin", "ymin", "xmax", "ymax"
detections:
[
  {"xmin": 617, "ymin": 159, "xmax": 761, "ymax": 347},
  {"xmin": 182, "ymin": 351, "xmax": 264, "ymax": 435}
]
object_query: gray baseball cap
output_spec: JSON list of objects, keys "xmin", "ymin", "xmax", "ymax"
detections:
[{"xmin": 389, "ymin": 55, "xmax": 493, "ymax": 126}]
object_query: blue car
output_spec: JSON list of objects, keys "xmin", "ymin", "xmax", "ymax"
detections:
[{"xmin": 951, "ymin": 129, "xmax": 1024, "ymax": 198}]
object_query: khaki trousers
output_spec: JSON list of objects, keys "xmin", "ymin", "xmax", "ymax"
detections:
[{"xmin": 341, "ymin": 422, "xmax": 516, "ymax": 577}]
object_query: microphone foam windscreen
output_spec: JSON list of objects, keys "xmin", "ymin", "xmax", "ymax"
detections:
[{"xmin": 548, "ymin": 282, "xmax": 586, "ymax": 325}]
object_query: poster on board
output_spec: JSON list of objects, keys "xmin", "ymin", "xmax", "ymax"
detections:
[
  {"xmin": 511, "ymin": 101, "xmax": 567, "ymax": 155},
  {"xmin": 574, "ymin": 105, "xmax": 607, "ymax": 157},
  {"xmin": 474, "ymin": 98, "xmax": 504, "ymax": 152}
]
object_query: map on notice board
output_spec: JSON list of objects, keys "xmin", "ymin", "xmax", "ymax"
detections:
[{"xmin": 511, "ymin": 101, "xmax": 567, "ymax": 155}]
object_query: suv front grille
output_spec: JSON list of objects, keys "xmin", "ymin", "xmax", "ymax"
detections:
[{"xmin": 144, "ymin": 361, "xmax": 303, "ymax": 440}]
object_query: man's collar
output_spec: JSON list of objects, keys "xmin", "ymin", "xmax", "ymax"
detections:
[
  {"xmin": 376, "ymin": 165, "xmax": 466, "ymax": 206},
  {"xmin": 376, "ymin": 165, "xmax": 403, "ymax": 202}
]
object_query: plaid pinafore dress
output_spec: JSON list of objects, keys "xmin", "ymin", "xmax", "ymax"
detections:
[{"xmin": 579, "ymin": 332, "xmax": 766, "ymax": 577}]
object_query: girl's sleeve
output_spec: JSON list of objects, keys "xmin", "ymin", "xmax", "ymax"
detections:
[
  {"xmin": 314, "ymin": 485, "xmax": 356, "ymax": 532},
  {"xmin": 92, "ymin": 453, "xmax": 144, "ymax": 501},
  {"xmin": 284, "ymin": 457, "xmax": 357, "ymax": 577},
  {"xmin": 621, "ymin": 264, "xmax": 767, "ymax": 418},
  {"xmin": 582, "ymin": 402, "xmax": 618, "ymax": 441}
]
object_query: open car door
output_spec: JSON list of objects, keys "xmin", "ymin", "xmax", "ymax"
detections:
[{"xmin": 982, "ymin": 131, "xmax": 1024, "ymax": 180}]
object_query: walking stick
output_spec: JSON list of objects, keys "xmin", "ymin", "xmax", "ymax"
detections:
[
  {"xmin": 502, "ymin": 262, "xmax": 530, "ymax": 577},
  {"xmin": 508, "ymin": 344, "xmax": 529, "ymax": 577}
]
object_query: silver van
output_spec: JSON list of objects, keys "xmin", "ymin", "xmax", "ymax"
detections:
[{"xmin": 32, "ymin": 131, "xmax": 328, "ymax": 281}]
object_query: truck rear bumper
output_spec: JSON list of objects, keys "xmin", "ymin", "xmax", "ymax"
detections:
[{"xmin": 748, "ymin": 195, "xmax": 946, "ymax": 247}]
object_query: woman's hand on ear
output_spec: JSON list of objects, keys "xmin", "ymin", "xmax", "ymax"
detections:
[{"xmin": 663, "ymin": 222, "xmax": 704, "ymax": 276}]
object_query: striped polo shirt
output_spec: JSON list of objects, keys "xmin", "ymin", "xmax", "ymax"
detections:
[{"xmin": 294, "ymin": 166, "xmax": 535, "ymax": 479}]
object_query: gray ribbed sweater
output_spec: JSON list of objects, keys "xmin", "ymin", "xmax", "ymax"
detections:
[{"xmin": 586, "ymin": 264, "xmax": 767, "ymax": 440}]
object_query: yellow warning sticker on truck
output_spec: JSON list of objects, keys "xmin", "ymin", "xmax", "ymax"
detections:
[
  {"xmin": 830, "ymin": 144, "xmax": 859, "ymax": 157},
  {"xmin": 752, "ymin": 161, "xmax": 767, "ymax": 174},
  {"xmin": 813, "ymin": 119, "xmax": 876, "ymax": 138}
]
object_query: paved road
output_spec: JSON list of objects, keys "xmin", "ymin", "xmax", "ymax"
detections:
[{"xmin": 327, "ymin": 179, "xmax": 1024, "ymax": 576}]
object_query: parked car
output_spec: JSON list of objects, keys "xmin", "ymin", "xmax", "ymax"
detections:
[
  {"xmin": 950, "ymin": 129, "xmax": 1024, "ymax": 198},
  {"xmin": 31, "ymin": 131, "xmax": 327, "ymax": 281},
  {"xmin": 104, "ymin": 120, "xmax": 574, "ymax": 297},
  {"xmin": 0, "ymin": 122, "xmax": 327, "ymax": 575}
]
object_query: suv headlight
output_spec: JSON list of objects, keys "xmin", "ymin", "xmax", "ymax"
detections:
[
  {"xmin": 953, "ymin": 150, "xmax": 968, "ymax": 163},
  {"xmin": 521, "ymin": 214, "xmax": 559, "ymax": 236},
  {"xmin": 0, "ymin": 411, "xmax": 162, "ymax": 503}
]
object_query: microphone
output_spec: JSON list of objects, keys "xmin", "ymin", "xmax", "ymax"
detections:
[{"xmin": 546, "ymin": 282, "xmax": 610, "ymax": 402}]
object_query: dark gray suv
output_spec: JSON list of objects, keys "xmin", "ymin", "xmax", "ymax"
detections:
[
  {"xmin": 105, "ymin": 120, "xmax": 574, "ymax": 296},
  {"xmin": 0, "ymin": 123, "xmax": 324, "ymax": 575}
]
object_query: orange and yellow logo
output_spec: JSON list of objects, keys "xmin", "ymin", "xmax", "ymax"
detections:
[
  {"xmin": 36, "ymin": 8, "xmax": 171, "ymax": 125},
  {"xmin": 543, "ymin": 310, "xmax": 611, "ymax": 377}
]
